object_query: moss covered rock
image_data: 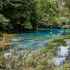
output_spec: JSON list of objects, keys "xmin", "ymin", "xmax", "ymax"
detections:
[
  {"xmin": 12, "ymin": 39, "xmax": 24, "ymax": 42},
  {"xmin": 2, "ymin": 34, "xmax": 18, "ymax": 37},
  {"xmin": 45, "ymin": 35, "xmax": 58, "ymax": 38},
  {"xmin": 24, "ymin": 34, "xmax": 35, "ymax": 36},
  {"xmin": 48, "ymin": 39, "xmax": 67, "ymax": 47},
  {"xmin": 33, "ymin": 38, "xmax": 46, "ymax": 40},
  {"xmin": 65, "ymin": 35, "xmax": 70, "ymax": 38},
  {"xmin": 0, "ymin": 37, "xmax": 2, "ymax": 40}
]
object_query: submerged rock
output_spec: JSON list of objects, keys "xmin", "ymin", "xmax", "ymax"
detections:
[
  {"xmin": 33, "ymin": 38, "xmax": 46, "ymax": 40},
  {"xmin": 24, "ymin": 33, "xmax": 35, "ymax": 36},
  {"xmin": 12, "ymin": 39, "xmax": 24, "ymax": 42},
  {"xmin": 45, "ymin": 35, "xmax": 58, "ymax": 38},
  {"xmin": 48, "ymin": 39, "xmax": 67, "ymax": 47}
]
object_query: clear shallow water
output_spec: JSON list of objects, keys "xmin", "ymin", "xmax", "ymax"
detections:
[
  {"xmin": 5, "ymin": 28, "xmax": 70, "ymax": 66},
  {"xmin": 10, "ymin": 28, "xmax": 70, "ymax": 51}
]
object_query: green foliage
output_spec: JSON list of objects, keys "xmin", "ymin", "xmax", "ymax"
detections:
[
  {"xmin": 0, "ymin": 37, "xmax": 2, "ymax": 40},
  {"xmin": 0, "ymin": 0, "xmax": 41, "ymax": 31},
  {"xmin": 54, "ymin": 63, "xmax": 70, "ymax": 70},
  {"xmin": 0, "ymin": 14, "xmax": 10, "ymax": 31},
  {"xmin": 40, "ymin": 1, "xmax": 58, "ymax": 28},
  {"xmin": 1, "ymin": 0, "xmax": 68, "ymax": 32},
  {"xmin": 0, "ymin": 47, "xmax": 56, "ymax": 70},
  {"xmin": 65, "ymin": 0, "xmax": 70, "ymax": 11},
  {"xmin": 0, "ymin": 45, "xmax": 10, "ymax": 51},
  {"xmin": 41, "ymin": 47, "xmax": 53, "ymax": 53},
  {"xmin": 0, "ymin": 42, "xmax": 70, "ymax": 70},
  {"xmin": 62, "ymin": 25, "xmax": 70, "ymax": 29},
  {"xmin": 0, "ymin": 0, "xmax": 70, "ymax": 32}
]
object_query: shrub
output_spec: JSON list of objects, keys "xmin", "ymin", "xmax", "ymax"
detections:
[{"xmin": 0, "ymin": 45, "xmax": 10, "ymax": 51}]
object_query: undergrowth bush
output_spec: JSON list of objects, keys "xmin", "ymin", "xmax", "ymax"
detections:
[{"xmin": 0, "ymin": 47, "xmax": 56, "ymax": 70}]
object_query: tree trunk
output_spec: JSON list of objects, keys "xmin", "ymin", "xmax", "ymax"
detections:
[{"xmin": 32, "ymin": 23, "xmax": 38, "ymax": 31}]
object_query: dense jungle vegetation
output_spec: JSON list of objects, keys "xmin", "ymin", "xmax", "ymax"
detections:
[
  {"xmin": 0, "ymin": 0, "xmax": 70, "ymax": 33},
  {"xmin": 0, "ymin": 0, "xmax": 70, "ymax": 70}
]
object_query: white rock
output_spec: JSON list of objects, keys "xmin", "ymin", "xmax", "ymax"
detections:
[
  {"xmin": 58, "ymin": 45, "xmax": 69, "ymax": 57},
  {"xmin": 52, "ymin": 57, "xmax": 65, "ymax": 66},
  {"xmin": 4, "ymin": 53, "xmax": 11, "ymax": 58}
]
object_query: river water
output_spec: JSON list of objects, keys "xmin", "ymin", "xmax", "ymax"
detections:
[
  {"xmin": 10, "ymin": 28, "xmax": 70, "ymax": 51},
  {"xmin": 5, "ymin": 28, "xmax": 70, "ymax": 66}
]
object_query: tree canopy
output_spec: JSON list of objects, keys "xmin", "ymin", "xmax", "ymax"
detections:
[{"xmin": 0, "ymin": 0, "xmax": 70, "ymax": 33}]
